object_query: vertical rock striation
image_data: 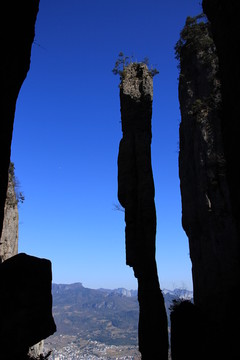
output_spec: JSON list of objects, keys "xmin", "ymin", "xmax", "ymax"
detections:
[
  {"xmin": 177, "ymin": 15, "xmax": 239, "ymax": 358},
  {"xmin": 0, "ymin": 163, "xmax": 19, "ymax": 263},
  {"xmin": 118, "ymin": 63, "xmax": 168, "ymax": 359},
  {"xmin": 0, "ymin": 0, "xmax": 39, "ymax": 237}
]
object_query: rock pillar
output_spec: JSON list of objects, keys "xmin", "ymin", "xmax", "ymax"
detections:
[
  {"xmin": 177, "ymin": 15, "xmax": 239, "ymax": 358},
  {"xmin": 117, "ymin": 63, "xmax": 168, "ymax": 359}
]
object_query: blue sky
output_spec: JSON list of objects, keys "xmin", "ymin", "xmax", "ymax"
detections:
[{"xmin": 11, "ymin": 0, "xmax": 202, "ymax": 290}]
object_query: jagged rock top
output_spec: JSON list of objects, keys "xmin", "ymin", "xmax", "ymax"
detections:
[{"xmin": 120, "ymin": 63, "xmax": 153, "ymax": 102}]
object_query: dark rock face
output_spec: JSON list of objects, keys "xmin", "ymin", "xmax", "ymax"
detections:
[
  {"xmin": 201, "ymin": 2, "xmax": 240, "ymax": 357},
  {"xmin": 177, "ymin": 15, "xmax": 239, "ymax": 358},
  {"xmin": 117, "ymin": 63, "xmax": 168, "ymax": 359},
  {"xmin": 170, "ymin": 300, "xmax": 202, "ymax": 360},
  {"xmin": 0, "ymin": 0, "xmax": 39, "ymax": 237},
  {"xmin": 0, "ymin": 253, "xmax": 56, "ymax": 359},
  {"xmin": 202, "ymin": 1, "xmax": 240, "ymax": 236}
]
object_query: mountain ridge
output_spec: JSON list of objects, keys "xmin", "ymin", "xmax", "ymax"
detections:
[
  {"xmin": 52, "ymin": 282, "xmax": 193, "ymax": 299},
  {"xmin": 49, "ymin": 282, "xmax": 193, "ymax": 346}
]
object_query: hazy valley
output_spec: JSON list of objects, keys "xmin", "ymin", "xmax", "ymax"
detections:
[{"xmin": 44, "ymin": 283, "xmax": 192, "ymax": 358}]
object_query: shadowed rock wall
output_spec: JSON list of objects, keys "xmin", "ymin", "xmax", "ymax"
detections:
[
  {"xmin": 0, "ymin": 0, "xmax": 39, "ymax": 237},
  {"xmin": 177, "ymin": 15, "xmax": 239, "ymax": 358},
  {"xmin": 202, "ymin": 0, "xmax": 240, "ymax": 237},
  {"xmin": 0, "ymin": 253, "xmax": 56, "ymax": 360},
  {"xmin": 201, "ymin": 2, "xmax": 240, "ymax": 357},
  {"xmin": 170, "ymin": 300, "xmax": 202, "ymax": 360},
  {"xmin": 117, "ymin": 63, "xmax": 168, "ymax": 359}
]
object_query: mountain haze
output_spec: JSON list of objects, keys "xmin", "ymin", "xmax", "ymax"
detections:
[{"xmin": 50, "ymin": 283, "xmax": 192, "ymax": 346}]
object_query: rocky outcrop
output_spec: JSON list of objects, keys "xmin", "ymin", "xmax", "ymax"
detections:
[
  {"xmin": 177, "ymin": 14, "xmax": 239, "ymax": 358},
  {"xmin": 28, "ymin": 341, "xmax": 44, "ymax": 359},
  {"xmin": 0, "ymin": 0, "xmax": 39, "ymax": 237},
  {"xmin": 0, "ymin": 163, "xmax": 19, "ymax": 263},
  {"xmin": 117, "ymin": 63, "xmax": 168, "ymax": 359},
  {"xmin": 170, "ymin": 300, "xmax": 202, "ymax": 360},
  {"xmin": 0, "ymin": 253, "xmax": 56, "ymax": 360},
  {"xmin": 0, "ymin": 165, "xmax": 52, "ymax": 359}
]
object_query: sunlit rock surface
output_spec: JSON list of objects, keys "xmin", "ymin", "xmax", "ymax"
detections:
[{"xmin": 0, "ymin": 166, "xmax": 18, "ymax": 263}]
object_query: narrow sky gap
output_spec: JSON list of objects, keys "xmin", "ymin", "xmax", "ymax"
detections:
[{"xmin": 12, "ymin": 0, "xmax": 202, "ymax": 290}]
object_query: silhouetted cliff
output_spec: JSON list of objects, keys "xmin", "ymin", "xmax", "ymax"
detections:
[
  {"xmin": 177, "ymin": 12, "xmax": 239, "ymax": 359},
  {"xmin": 117, "ymin": 62, "xmax": 168, "ymax": 359},
  {"xmin": 202, "ymin": 0, "xmax": 240, "ymax": 237},
  {"xmin": 0, "ymin": 3, "xmax": 57, "ymax": 358},
  {"xmin": 0, "ymin": 0, "xmax": 39, "ymax": 237},
  {"xmin": 201, "ymin": 2, "xmax": 240, "ymax": 357}
]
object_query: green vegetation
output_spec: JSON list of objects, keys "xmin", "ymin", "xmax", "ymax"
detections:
[
  {"xmin": 112, "ymin": 52, "xmax": 133, "ymax": 77},
  {"xmin": 175, "ymin": 13, "xmax": 215, "ymax": 66},
  {"xmin": 175, "ymin": 13, "xmax": 221, "ymax": 120},
  {"xmin": 112, "ymin": 52, "xmax": 159, "ymax": 79},
  {"xmin": 9, "ymin": 162, "xmax": 25, "ymax": 205}
]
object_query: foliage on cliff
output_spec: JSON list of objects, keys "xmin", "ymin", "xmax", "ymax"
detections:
[
  {"xmin": 175, "ymin": 14, "xmax": 216, "ymax": 67},
  {"xmin": 175, "ymin": 13, "xmax": 221, "ymax": 117},
  {"xmin": 112, "ymin": 52, "xmax": 159, "ymax": 80},
  {"xmin": 8, "ymin": 162, "xmax": 24, "ymax": 206}
]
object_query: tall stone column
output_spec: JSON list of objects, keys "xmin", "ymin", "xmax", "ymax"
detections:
[
  {"xmin": 177, "ymin": 15, "xmax": 239, "ymax": 358},
  {"xmin": 117, "ymin": 63, "xmax": 168, "ymax": 359}
]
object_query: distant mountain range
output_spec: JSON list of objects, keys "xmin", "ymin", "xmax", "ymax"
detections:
[
  {"xmin": 50, "ymin": 283, "xmax": 193, "ymax": 346},
  {"xmin": 162, "ymin": 287, "xmax": 193, "ymax": 300}
]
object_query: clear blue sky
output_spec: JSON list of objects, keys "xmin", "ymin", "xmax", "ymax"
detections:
[{"xmin": 11, "ymin": 0, "xmax": 202, "ymax": 290}]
